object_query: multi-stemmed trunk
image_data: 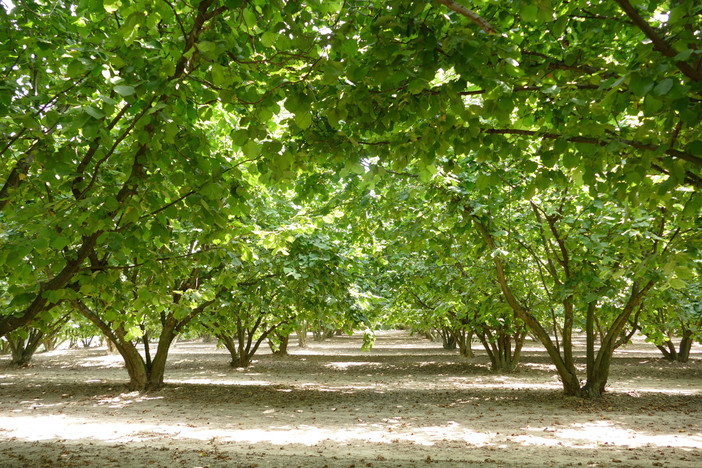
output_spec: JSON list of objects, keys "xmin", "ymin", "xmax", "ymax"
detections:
[
  {"xmin": 313, "ymin": 326, "xmax": 335, "ymax": 342},
  {"xmin": 296, "ymin": 323, "xmax": 309, "ymax": 348},
  {"xmin": 75, "ymin": 299, "xmax": 213, "ymax": 391},
  {"xmin": 216, "ymin": 313, "xmax": 281, "ymax": 368},
  {"xmin": 655, "ymin": 329, "xmax": 694, "ymax": 363},
  {"xmin": 476, "ymin": 327, "xmax": 526, "ymax": 372},
  {"xmin": 7, "ymin": 329, "xmax": 45, "ymax": 367},
  {"xmin": 5, "ymin": 314, "xmax": 68, "ymax": 367},
  {"xmin": 438, "ymin": 328, "xmax": 457, "ymax": 350},
  {"xmin": 269, "ymin": 331, "xmax": 290, "ymax": 356},
  {"xmin": 449, "ymin": 328, "xmax": 474, "ymax": 358},
  {"xmin": 474, "ymin": 215, "xmax": 656, "ymax": 397}
]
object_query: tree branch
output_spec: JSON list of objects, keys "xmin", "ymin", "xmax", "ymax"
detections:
[
  {"xmin": 435, "ymin": 0, "xmax": 497, "ymax": 35},
  {"xmin": 484, "ymin": 128, "xmax": 702, "ymax": 169},
  {"xmin": 614, "ymin": 0, "xmax": 702, "ymax": 81}
]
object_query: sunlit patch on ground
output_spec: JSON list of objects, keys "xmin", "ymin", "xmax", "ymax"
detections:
[{"xmin": 325, "ymin": 361, "xmax": 385, "ymax": 371}]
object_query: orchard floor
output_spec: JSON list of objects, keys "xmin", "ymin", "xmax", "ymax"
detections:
[{"xmin": 1, "ymin": 331, "xmax": 701, "ymax": 468}]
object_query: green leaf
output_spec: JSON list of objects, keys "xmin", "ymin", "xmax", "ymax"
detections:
[
  {"xmin": 261, "ymin": 31, "xmax": 278, "ymax": 48},
  {"xmin": 686, "ymin": 140, "xmax": 702, "ymax": 156},
  {"xmin": 476, "ymin": 174, "xmax": 491, "ymax": 191},
  {"xmin": 551, "ymin": 16, "xmax": 567, "ymax": 36},
  {"xmin": 242, "ymin": 7, "xmax": 257, "ymax": 27},
  {"xmin": 629, "ymin": 73, "xmax": 653, "ymax": 97},
  {"xmin": 50, "ymin": 235, "xmax": 69, "ymax": 250},
  {"xmin": 520, "ymin": 3, "xmax": 538, "ymax": 22},
  {"xmin": 114, "ymin": 85, "xmax": 136, "ymax": 96},
  {"xmin": 66, "ymin": 60, "xmax": 86, "ymax": 78},
  {"xmin": 211, "ymin": 64, "xmax": 227, "ymax": 87},
  {"xmin": 124, "ymin": 325, "xmax": 144, "ymax": 341},
  {"xmin": 104, "ymin": 196, "xmax": 119, "ymax": 211},
  {"xmin": 10, "ymin": 292, "xmax": 35, "ymax": 308},
  {"xmin": 198, "ymin": 41, "xmax": 216, "ymax": 56},
  {"xmin": 653, "ymin": 78, "xmax": 673, "ymax": 96},
  {"xmin": 232, "ymin": 129, "xmax": 249, "ymax": 146},
  {"xmin": 295, "ymin": 111, "xmax": 313, "ymax": 129},
  {"xmin": 242, "ymin": 139, "xmax": 261, "ymax": 158},
  {"xmin": 673, "ymin": 48, "xmax": 693, "ymax": 61},
  {"xmin": 103, "ymin": 0, "xmax": 121, "ymax": 13},
  {"xmin": 85, "ymin": 106, "xmax": 105, "ymax": 120}
]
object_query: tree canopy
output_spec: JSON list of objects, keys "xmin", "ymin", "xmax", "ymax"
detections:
[{"xmin": 1, "ymin": 0, "xmax": 700, "ymax": 395}]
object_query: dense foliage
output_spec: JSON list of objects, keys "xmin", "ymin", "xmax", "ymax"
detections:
[{"xmin": 1, "ymin": 0, "xmax": 700, "ymax": 395}]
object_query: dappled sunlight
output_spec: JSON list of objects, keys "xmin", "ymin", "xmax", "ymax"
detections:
[
  {"xmin": 170, "ymin": 378, "xmax": 272, "ymax": 386},
  {"xmin": 514, "ymin": 420, "xmax": 702, "ymax": 450},
  {"xmin": 8, "ymin": 391, "xmax": 164, "ymax": 413},
  {"xmin": 521, "ymin": 362, "xmax": 559, "ymax": 372},
  {"xmin": 2, "ymin": 411, "xmax": 700, "ymax": 453},
  {"xmin": 1, "ymin": 330, "xmax": 701, "ymax": 467},
  {"xmin": 444, "ymin": 375, "xmax": 563, "ymax": 391},
  {"xmin": 325, "ymin": 361, "xmax": 386, "ymax": 371},
  {"xmin": 95, "ymin": 392, "xmax": 164, "ymax": 409},
  {"xmin": 73, "ymin": 354, "xmax": 126, "ymax": 368},
  {"xmin": 607, "ymin": 385, "xmax": 701, "ymax": 395},
  {"xmin": 0, "ymin": 412, "xmax": 494, "ymax": 447}
]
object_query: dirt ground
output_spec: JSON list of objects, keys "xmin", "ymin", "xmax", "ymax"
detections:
[{"xmin": 0, "ymin": 330, "xmax": 700, "ymax": 468}]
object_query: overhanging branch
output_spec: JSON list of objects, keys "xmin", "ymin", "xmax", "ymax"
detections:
[
  {"xmin": 614, "ymin": 0, "xmax": 702, "ymax": 81},
  {"xmin": 435, "ymin": 0, "xmax": 497, "ymax": 35},
  {"xmin": 484, "ymin": 128, "xmax": 702, "ymax": 168}
]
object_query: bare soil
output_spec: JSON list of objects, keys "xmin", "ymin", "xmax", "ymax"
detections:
[{"xmin": 1, "ymin": 330, "xmax": 701, "ymax": 467}]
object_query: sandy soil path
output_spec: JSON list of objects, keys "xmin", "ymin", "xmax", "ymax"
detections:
[{"xmin": 1, "ymin": 330, "xmax": 700, "ymax": 467}]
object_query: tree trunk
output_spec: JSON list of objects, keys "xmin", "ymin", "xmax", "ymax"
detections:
[
  {"xmin": 74, "ymin": 300, "xmax": 176, "ymax": 391},
  {"xmin": 580, "ymin": 281, "xmax": 655, "ymax": 398},
  {"xmin": 274, "ymin": 333, "xmax": 289, "ymax": 356},
  {"xmin": 473, "ymin": 216, "xmax": 659, "ymax": 397},
  {"xmin": 0, "ymin": 339, "xmax": 10, "ymax": 355},
  {"xmin": 237, "ymin": 351, "xmax": 251, "ymax": 368},
  {"xmin": 586, "ymin": 301, "xmax": 596, "ymax": 384},
  {"xmin": 218, "ymin": 334, "xmax": 240, "ymax": 367},
  {"xmin": 116, "ymin": 334, "xmax": 149, "ymax": 391},
  {"xmin": 296, "ymin": 324, "xmax": 308, "ymax": 348},
  {"xmin": 477, "ymin": 328, "xmax": 525, "ymax": 372},
  {"xmin": 460, "ymin": 335, "xmax": 474, "ymax": 358},
  {"xmin": 451, "ymin": 328, "xmax": 474, "ymax": 358},
  {"xmin": 8, "ymin": 329, "xmax": 45, "ymax": 367},
  {"xmin": 106, "ymin": 338, "xmax": 118, "ymax": 354},
  {"xmin": 678, "ymin": 330, "xmax": 693, "ymax": 363},
  {"xmin": 656, "ymin": 341, "xmax": 677, "ymax": 361},
  {"xmin": 441, "ymin": 328, "xmax": 457, "ymax": 350},
  {"xmin": 110, "ymin": 327, "xmax": 176, "ymax": 391},
  {"xmin": 656, "ymin": 330, "xmax": 693, "ymax": 363},
  {"xmin": 473, "ymin": 218, "xmax": 582, "ymax": 394},
  {"xmin": 145, "ymin": 325, "xmax": 177, "ymax": 389},
  {"xmin": 42, "ymin": 334, "xmax": 61, "ymax": 351}
]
